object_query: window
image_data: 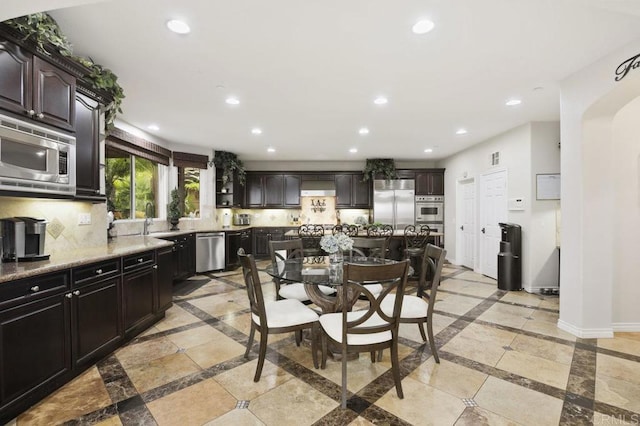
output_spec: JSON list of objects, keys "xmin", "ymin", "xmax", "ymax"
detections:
[
  {"xmin": 179, "ymin": 167, "xmax": 200, "ymax": 217},
  {"xmin": 106, "ymin": 146, "xmax": 160, "ymax": 219}
]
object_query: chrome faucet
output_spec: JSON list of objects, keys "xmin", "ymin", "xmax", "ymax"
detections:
[{"xmin": 143, "ymin": 202, "xmax": 153, "ymax": 235}]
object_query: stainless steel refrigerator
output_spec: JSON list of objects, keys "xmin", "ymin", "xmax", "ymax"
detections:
[{"xmin": 373, "ymin": 180, "xmax": 415, "ymax": 230}]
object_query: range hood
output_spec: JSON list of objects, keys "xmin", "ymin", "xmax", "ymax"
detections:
[{"xmin": 300, "ymin": 180, "xmax": 336, "ymax": 197}]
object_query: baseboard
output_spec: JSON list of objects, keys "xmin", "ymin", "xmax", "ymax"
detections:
[
  {"xmin": 557, "ymin": 319, "xmax": 614, "ymax": 338},
  {"xmin": 612, "ymin": 323, "xmax": 640, "ymax": 332}
]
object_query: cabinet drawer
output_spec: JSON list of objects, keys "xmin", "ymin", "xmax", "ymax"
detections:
[
  {"xmin": 72, "ymin": 258, "xmax": 121, "ymax": 287},
  {"xmin": 123, "ymin": 251, "xmax": 155, "ymax": 273},
  {"xmin": 0, "ymin": 271, "xmax": 70, "ymax": 309}
]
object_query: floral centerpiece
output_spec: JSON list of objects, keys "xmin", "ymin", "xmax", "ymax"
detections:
[{"xmin": 320, "ymin": 232, "xmax": 354, "ymax": 263}]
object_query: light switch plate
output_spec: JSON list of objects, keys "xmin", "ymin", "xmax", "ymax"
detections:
[{"xmin": 78, "ymin": 213, "xmax": 92, "ymax": 225}]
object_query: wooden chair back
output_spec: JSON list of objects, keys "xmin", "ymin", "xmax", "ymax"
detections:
[
  {"xmin": 348, "ymin": 237, "xmax": 387, "ymax": 259},
  {"xmin": 404, "ymin": 224, "xmax": 431, "ymax": 251},
  {"xmin": 238, "ymin": 248, "xmax": 266, "ymax": 326},
  {"xmin": 332, "ymin": 224, "xmax": 359, "ymax": 237}
]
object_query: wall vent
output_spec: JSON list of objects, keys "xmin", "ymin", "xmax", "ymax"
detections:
[{"xmin": 491, "ymin": 151, "xmax": 500, "ymax": 166}]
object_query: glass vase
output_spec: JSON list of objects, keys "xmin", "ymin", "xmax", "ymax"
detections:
[{"xmin": 329, "ymin": 251, "xmax": 344, "ymax": 264}]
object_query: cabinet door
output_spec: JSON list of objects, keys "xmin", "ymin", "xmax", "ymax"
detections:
[
  {"xmin": 245, "ymin": 174, "xmax": 263, "ymax": 207},
  {"xmin": 284, "ymin": 175, "xmax": 301, "ymax": 207},
  {"xmin": 72, "ymin": 277, "xmax": 121, "ymax": 369},
  {"xmin": 225, "ymin": 232, "xmax": 242, "ymax": 269},
  {"xmin": 122, "ymin": 267, "xmax": 156, "ymax": 334},
  {"xmin": 156, "ymin": 247, "xmax": 174, "ymax": 312},
  {"xmin": 74, "ymin": 93, "xmax": 101, "ymax": 197},
  {"xmin": 352, "ymin": 173, "xmax": 371, "ymax": 207},
  {"xmin": 32, "ymin": 57, "xmax": 75, "ymax": 131},
  {"xmin": 0, "ymin": 294, "xmax": 71, "ymax": 410},
  {"xmin": 253, "ymin": 230, "xmax": 270, "ymax": 258},
  {"xmin": 430, "ymin": 172, "xmax": 444, "ymax": 195},
  {"xmin": 415, "ymin": 172, "xmax": 429, "ymax": 195},
  {"xmin": 0, "ymin": 41, "xmax": 32, "ymax": 115},
  {"xmin": 264, "ymin": 174, "xmax": 284, "ymax": 207},
  {"xmin": 335, "ymin": 174, "xmax": 352, "ymax": 207}
]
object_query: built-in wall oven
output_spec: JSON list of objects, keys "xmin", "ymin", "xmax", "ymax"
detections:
[
  {"xmin": 415, "ymin": 195, "xmax": 444, "ymax": 223},
  {"xmin": 0, "ymin": 114, "xmax": 76, "ymax": 195}
]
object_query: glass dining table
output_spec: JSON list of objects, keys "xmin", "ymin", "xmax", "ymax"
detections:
[{"xmin": 262, "ymin": 256, "xmax": 399, "ymax": 313}]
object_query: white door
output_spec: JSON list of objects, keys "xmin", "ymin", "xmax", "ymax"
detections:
[
  {"xmin": 459, "ymin": 180, "xmax": 475, "ymax": 269},
  {"xmin": 479, "ymin": 170, "xmax": 507, "ymax": 279}
]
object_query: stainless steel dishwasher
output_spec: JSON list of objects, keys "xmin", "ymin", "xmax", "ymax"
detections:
[{"xmin": 196, "ymin": 232, "xmax": 225, "ymax": 273}]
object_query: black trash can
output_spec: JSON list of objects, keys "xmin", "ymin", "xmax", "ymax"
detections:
[{"xmin": 497, "ymin": 223, "xmax": 522, "ymax": 291}]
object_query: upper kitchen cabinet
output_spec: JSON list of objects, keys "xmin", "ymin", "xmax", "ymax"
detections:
[
  {"xmin": 335, "ymin": 173, "xmax": 371, "ymax": 208},
  {"xmin": 0, "ymin": 41, "xmax": 75, "ymax": 132},
  {"xmin": 244, "ymin": 172, "xmax": 300, "ymax": 208},
  {"xmin": 415, "ymin": 169, "xmax": 445, "ymax": 195},
  {"xmin": 215, "ymin": 168, "xmax": 243, "ymax": 208},
  {"xmin": 74, "ymin": 93, "xmax": 103, "ymax": 198}
]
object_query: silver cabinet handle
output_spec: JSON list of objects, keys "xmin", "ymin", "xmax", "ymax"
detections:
[
  {"xmin": 73, "ymin": 290, "xmax": 80, "ymax": 296},
  {"xmin": 66, "ymin": 293, "xmax": 73, "ymax": 299},
  {"xmin": 153, "ymin": 265, "xmax": 158, "ymax": 269},
  {"xmin": 27, "ymin": 109, "xmax": 35, "ymax": 116},
  {"xmin": 138, "ymin": 258, "xmax": 143, "ymax": 263},
  {"xmin": 37, "ymin": 112, "xmax": 44, "ymax": 119},
  {"xmin": 95, "ymin": 269, "xmax": 103, "ymax": 275},
  {"xmin": 30, "ymin": 285, "xmax": 40, "ymax": 292}
]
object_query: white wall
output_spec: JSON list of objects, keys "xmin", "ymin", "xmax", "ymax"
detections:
[
  {"xmin": 439, "ymin": 121, "xmax": 560, "ymax": 292},
  {"xmin": 559, "ymin": 37, "xmax": 640, "ymax": 337},
  {"xmin": 243, "ymin": 160, "xmax": 437, "ymax": 171}
]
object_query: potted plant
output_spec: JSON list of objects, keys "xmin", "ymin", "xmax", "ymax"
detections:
[
  {"xmin": 167, "ymin": 188, "xmax": 182, "ymax": 230},
  {"xmin": 362, "ymin": 158, "xmax": 396, "ymax": 181},
  {"xmin": 213, "ymin": 151, "xmax": 246, "ymax": 186}
]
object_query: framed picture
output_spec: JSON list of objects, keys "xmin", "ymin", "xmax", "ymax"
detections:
[{"xmin": 536, "ymin": 173, "xmax": 560, "ymax": 200}]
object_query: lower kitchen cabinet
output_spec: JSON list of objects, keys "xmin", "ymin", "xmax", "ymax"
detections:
[
  {"xmin": 122, "ymin": 266, "xmax": 156, "ymax": 335},
  {"xmin": 252, "ymin": 227, "xmax": 287, "ymax": 258},
  {"xmin": 159, "ymin": 233, "xmax": 195, "ymax": 281},
  {"xmin": 156, "ymin": 246, "xmax": 174, "ymax": 312}
]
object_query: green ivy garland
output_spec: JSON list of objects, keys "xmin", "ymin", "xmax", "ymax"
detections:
[
  {"xmin": 213, "ymin": 151, "xmax": 246, "ymax": 186},
  {"xmin": 4, "ymin": 13, "xmax": 125, "ymax": 129},
  {"xmin": 362, "ymin": 158, "xmax": 396, "ymax": 181}
]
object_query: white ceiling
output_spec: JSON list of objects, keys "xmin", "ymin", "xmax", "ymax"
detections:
[{"xmin": 40, "ymin": 0, "xmax": 640, "ymax": 161}]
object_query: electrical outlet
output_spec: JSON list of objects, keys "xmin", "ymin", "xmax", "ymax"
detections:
[{"xmin": 78, "ymin": 213, "xmax": 92, "ymax": 225}]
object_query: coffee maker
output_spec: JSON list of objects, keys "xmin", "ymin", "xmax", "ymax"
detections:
[{"xmin": 1, "ymin": 217, "xmax": 50, "ymax": 262}]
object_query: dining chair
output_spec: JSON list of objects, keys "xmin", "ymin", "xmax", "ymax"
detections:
[
  {"xmin": 238, "ymin": 248, "xmax": 320, "ymax": 382},
  {"xmin": 332, "ymin": 224, "xmax": 359, "ymax": 237},
  {"xmin": 403, "ymin": 224, "xmax": 431, "ymax": 280},
  {"xmin": 366, "ymin": 224, "xmax": 394, "ymax": 238},
  {"xmin": 318, "ymin": 259, "xmax": 410, "ymax": 408},
  {"xmin": 298, "ymin": 224, "xmax": 325, "ymax": 262},
  {"xmin": 380, "ymin": 244, "xmax": 446, "ymax": 363},
  {"xmin": 347, "ymin": 237, "xmax": 389, "ymax": 297},
  {"xmin": 269, "ymin": 239, "xmax": 336, "ymax": 304}
]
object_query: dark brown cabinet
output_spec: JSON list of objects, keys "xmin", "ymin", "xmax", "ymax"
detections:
[
  {"xmin": 74, "ymin": 93, "xmax": 102, "ymax": 198},
  {"xmin": 122, "ymin": 251, "xmax": 156, "ymax": 335},
  {"xmin": 284, "ymin": 175, "xmax": 301, "ymax": 207},
  {"xmin": 335, "ymin": 173, "xmax": 371, "ymax": 208},
  {"xmin": 215, "ymin": 168, "xmax": 243, "ymax": 208},
  {"xmin": 0, "ymin": 41, "xmax": 75, "ymax": 131},
  {"xmin": 0, "ymin": 272, "xmax": 71, "ymax": 421},
  {"xmin": 415, "ymin": 170, "xmax": 445, "ymax": 195},
  {"xmin": 159, "ymin": 233, "xmax": 195, "ymax": 281},
  {"xmin": 252, "ymin": 227, "xmax": 286, "ymax": 258},
  {"xmin": 245, "ymin": 173, "xmax": 301, "ymax": 208},
  {"xmin": 156, "ymin": 246, "xmax": 174, "ymax": 312},
  {"xmin": 264, "ymin": 174, "xmax": 284, "ymax": 207}
]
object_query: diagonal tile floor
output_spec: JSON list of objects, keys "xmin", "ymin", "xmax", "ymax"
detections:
[{"xmin": 10, "ymin": 263, "xmax": 640, "ymax": 425}]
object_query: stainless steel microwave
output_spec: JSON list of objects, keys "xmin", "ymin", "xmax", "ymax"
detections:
[
  {"xmin": 0, "ymin": 114, "xmax": 76, "ymax": 195},
  {"xmin": 415, "ymin": 195, "xmax": 444, "ymax": 223}
]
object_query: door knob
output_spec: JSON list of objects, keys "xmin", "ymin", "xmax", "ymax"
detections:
[
  {"xmin": 460, "ymin": 225, "xmax": 464, "ymax": 231},
  {"xmin": 481, "ymin": 227, "xmax": 486, "ymax": 234}
]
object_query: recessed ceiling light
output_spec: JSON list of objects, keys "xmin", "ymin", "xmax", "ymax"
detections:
[
  {"xmin": 412, "ymin": 19, "xmax": 435, "ymax": 34},
  {"xmin": 267, "ymin": 147, "xmax": 276, "ymax": 153},
  {"xmin": 505, "ymin": 99, "xmax": 522, "ymax": 106},
  {"xmin": 166, "ymin": 19, "xmax": 190, "ymax": 34},
  {"xmin": 147, "ymin": 124, "xmax": 159, "ymax": 131},
  {"xmin": 358, "ymin": 127, "xmax": 369, "ymax": 135},
  {"xmin": 349, "ymin": 148, "xmax": 358, "ymax": 153},
  {"xmin": 251, "ymin": 128, "xmax": 262, "ymax": 135},
  {"xmin": 373, "ymin": 96, "xmax": 388, "ymax": 105},
  {"xmin": 456, "ymin": 128, "xmax": 467, "ymax": 135},
  {"xmin": 225, "ymin": 97, "xmax": 240, "ymax": 105},
  {"xmin": 424, "ymin": 148, "xmax": 433, "ymax": 153}
]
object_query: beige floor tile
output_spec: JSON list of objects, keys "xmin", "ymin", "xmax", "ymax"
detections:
[
  {"xmin": 474, "ymin": 377, "xmax": 563, "ymax": 425},
  {"xmin": 522, "ymin": 318, "xmax": 576, "ymax": 342},
  {"xmin": 147, "ymin": 378, "xmax": 236, "ymax": 425},
  {"xmin": 312, "ymin": 352, "xmax": 393, "ymax": 392},
  {"xmin": 439, "ymin": 278, "xmax": 497, "ymax": 298},
  {"xmin": 455, "ymin": 271, "xmax": 497, "ymax": 285},
  {"xmin": 496, "ymin": 350, "xmax": 570, "ymax": 389},
  {"xmin": 458, "ymin": 323, "xmax": 518, "ymax": 347},
  {"xmin": 203, "ymin": 408, "xmax": 266, "ymax": 426},
  {"xmin": 499, "ymin": 291, "xmax": 543, "ymax": 307},
  {"xmin": 139, "ymin": 325, "xmax": 161, "ymax": 337},
  {"xmin": 115, "ymin": 337, "xmax": 180, "ymax": 369},
  {"xmin": 597, "ymin": 353, "xmax": 640, "ymax": 385},
  {"xmin": 595, "ymin": 375, "xmax": 640, "ymax": 413},
  {"xmin": 167, "ymin": 324, "xmax": 232, "ymax": 350},
  {"xmin": 126, "ymin": 352, "xmax": 201, "ymax": 393},
  {"xmin": 442, "ymin": 333, "xmax": 507, "ymax": 367},
  {"xmin": 615, "ymin": 332, "xmax": 640, "ymax": 343},
  {"xmin": 529, "ymin": 308, "xmax": 560, "ymax": 324},
  {"xmin": 409, "ymin": 358, "xmax": 488, "ymax": 398},
  {"xmin": 186, "ymin": 336, "xmax": 246, "ymax": 369},
  {"xmin": 17, "ymin": 367, "xmax": 112, "ymax": 426},
  {"xmin": 454, "ymin": 407, "xmax": 522, "ymax": 425},
  {"xmin": 398, "ymin": 312, "xmax": 456, "ymax": 343},
  {"xmin": 478, "ymin": 303, "xmax": 534, "ymax": 329},
  {"xmin": 93, "ymin": 416, "xmax": 123, "ymax": 426},
  {"xmin": 376, "ymin": 376, "xmax": 467, "ymax": 426},
  {"xmin": 434, "ymin": 293, "xmax": 483, "ymax": 316},
  {"xmin": 188, "ymin": 293, "xmax": 247, "ymax": 317},
  {"xmin": 598, "ymin": 334, "xmax": 640, "ymax": 357},
  {"xmin": 249, "ymin": 378, "xmax": 337, "ymax": 425},
  {"xmin": 538, "ymin": 297, "xmax": 559, "ymax": 310},
  {"xmin": 215, "ymin": 359, "xmax": 294, "ymax": 400},
  {"xmin": 154, "ymin": 304, "xmax": 201, "ymax": 331},
  {"xmin": 348, "ymin": 416, "xmax": 376, "ymax": 426},
  {"xmin": 509, "ymin": 334, "xmax": 574, "ymax": 365}
]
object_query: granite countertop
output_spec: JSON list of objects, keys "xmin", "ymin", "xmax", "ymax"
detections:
[{"xmin": 0, "ymin": 235, "xmax": 173, "ymax": 284}]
